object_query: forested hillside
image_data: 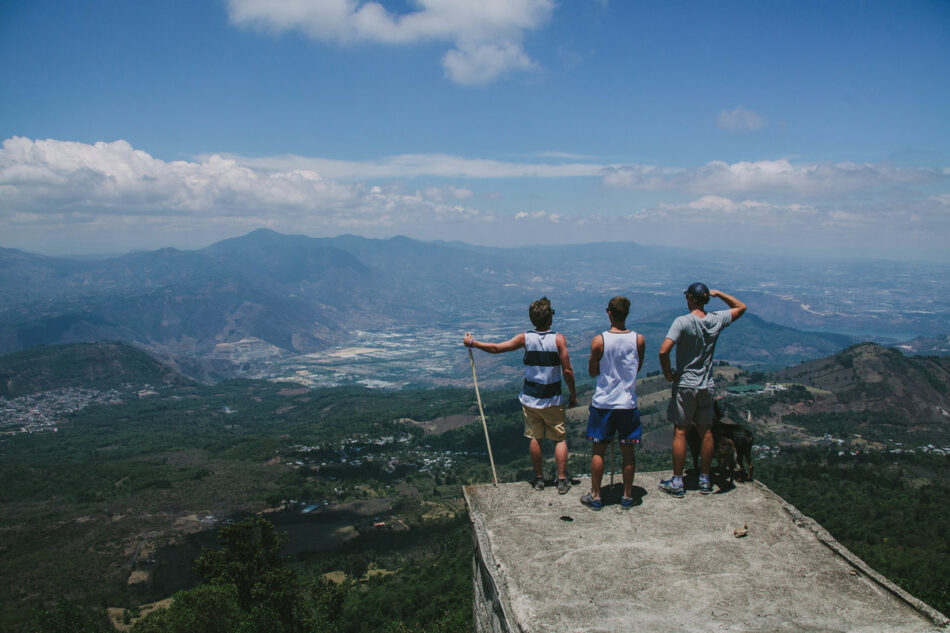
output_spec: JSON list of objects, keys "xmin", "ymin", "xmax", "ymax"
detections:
[
  {"xmin": 0, "ymin": 342, "xmax": 190, "ymax": 398},
  {"xmin": 766, "ymin": 343, "xmax": 950, "ymax": 443},
  {"xmin": 1, "ymin": 341, "xmax": 948, "ymax": 631}
]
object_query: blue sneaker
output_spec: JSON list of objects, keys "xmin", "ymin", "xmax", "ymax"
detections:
[
  {"xmin": 620, "ymin": 496, "xmax": 636, "ymax": 509},
  {"xmin": 658, "ymin": 478, "xmax": 685, "ymax": 498},
  {"xmin": 699, "ymin": 479, "xmax": 713, "ymax": 495},
  {"xmin": 580, "ymin": 492, "xmax": 603, "ymax": 511}
]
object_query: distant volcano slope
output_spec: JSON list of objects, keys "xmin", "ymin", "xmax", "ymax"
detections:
[
  {"xmin": 0, "ymin": 341, "xmax": 192, "ymax": 398},
  {"xmin": 766, "ymin": 343, "xmax": 950, "ymax": 443}
]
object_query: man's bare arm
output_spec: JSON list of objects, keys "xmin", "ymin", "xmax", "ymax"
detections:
[
  {"xmin": 556, "ymin": 333, "xmax": 578, "ymax": 408},
  {"xmin": 463, "ymin": 332, "xmax": 525, "ymax": 354},
  {"xmin": 636, "ymin": 333, "xmax": 646, "ymax": 374},
  {"xmin": 588, "ymin": 334, "xmax": 604, "ymax": 378},
  {"xmin": 710, "ymin": 289, "xmax": 746, "ymax": 321},
  {"xmin": 659, "ymin": 337, "xmax": 676, "ymax": 382}
]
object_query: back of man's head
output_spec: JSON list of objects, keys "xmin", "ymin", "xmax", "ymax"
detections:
[
  {"xmin": 529, "ymin": 297, "xmax": 554, "ymax": 329},
  {"xmin": 607, "ymin": 296, "xmax": 630, "ymax": 322},
  {"xmin": 684, "ymin": 282, "xmax": 710, "ymax": 306}
]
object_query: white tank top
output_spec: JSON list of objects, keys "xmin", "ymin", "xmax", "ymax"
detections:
[{"xmin": 591, "ymin": 330, "xmax": 639, "ymax": 409}]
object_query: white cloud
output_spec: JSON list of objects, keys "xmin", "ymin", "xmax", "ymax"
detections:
[
  {"xmin": 217, "ymin": 151, "xmax": 606, "ymax": 180},
  {"xmin": 0, "ymin": 137, "xmax": 354, "ymax": 215},
  {"xmin": 225, "ymin": 0, "xmax": 554, "ymax": 85},
  {"xmin": 3, "ymin": 137, "xmax": 948, "ymax": 259},
  {"xmin": 603, "ymin": 159, "xmax": 946, "ymax": 196},
  {"xmin": 514, "ymin": 210, "xmax": 560, "ymax": 222},
  {"xmin": 717, "ymin": 107, "xmax": 765, "ymax": 132},
  {"xmin": 442, "ymin": 40, "xmax": 537, "ymax": 85},
  {"xmin": 634, "ymin": 195, "xmax": 817, "ymax": 225},
  {"xmin": 0, "ymin": 137, "xmax": 496, "ymax": 238}
]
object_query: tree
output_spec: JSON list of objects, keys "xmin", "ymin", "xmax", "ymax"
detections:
[
  {"xmin": 131, "ymin": 585, "xmax": 242, "ymax": 633},
  {"xmin": 194, "ymin": 517, "xmax": 288, "ymax": 612},
  {"xmin": 29, "ymin": 601, "xmax": 112, "ymax": 633},
  {"xmin": 190, "ymin": 517, "xmax": 304, "ymax": 633}
]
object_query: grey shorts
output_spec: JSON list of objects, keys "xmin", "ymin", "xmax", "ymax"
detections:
[{"xmin": 668, "ymin": 386, "xmax": 714, "ymax": 428}]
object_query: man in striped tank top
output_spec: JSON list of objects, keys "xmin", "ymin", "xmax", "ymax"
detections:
[
  {"xmin": 464, "ymin": 298, "xmax": 578, "ymax": 494},
  {"xmin": 580, "ymin": 296, "xmax": 646, "ymax": 511}
]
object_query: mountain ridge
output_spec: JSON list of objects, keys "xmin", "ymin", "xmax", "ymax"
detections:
[
  {"xmin": 0, "ymin": 341, "xmax": 192, "ymax": 398},
  {"xmin": 2, "ymin": 231, "xmax": 947, "ymax": 381}
]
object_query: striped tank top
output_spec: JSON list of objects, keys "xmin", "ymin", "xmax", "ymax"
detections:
[{"xmin": 519, "ymin": 330, "xmax": 563, "ymax": 408}]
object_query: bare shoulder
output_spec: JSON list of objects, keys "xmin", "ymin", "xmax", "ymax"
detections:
[{"xmin": 590, "ymin": 332, "xmax": 604, "ymax": 350}]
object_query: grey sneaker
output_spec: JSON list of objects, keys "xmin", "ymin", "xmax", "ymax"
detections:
[
  {"xmin": 580, "ymin": 492, "xmax": 603, "ymax": 510},
  {"xmin": 699, "ymin": 478, "xmax": 713, "ymax": 495},
  {"xmin": 557, "ymin": 477, "xmax": 571, "ymax": 495},
  {"xmin": 658, "ymin": 478, "xmax": 685, "ymax": 498},
  {"xmin": 533, "ymin": 476, "xmax": 545, "ymax": 491}
]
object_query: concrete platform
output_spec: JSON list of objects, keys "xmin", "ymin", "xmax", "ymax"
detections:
[{"xmin": 464, "ymin": 471, "xmax": 949, "ymax": 633}]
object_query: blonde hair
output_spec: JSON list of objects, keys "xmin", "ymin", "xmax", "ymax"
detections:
[{"xmin": 529, "ymin": 297, "xmax": 554, "ymax": 329}]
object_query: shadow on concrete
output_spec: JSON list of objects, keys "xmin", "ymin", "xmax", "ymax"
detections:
[
  {"xmin": 683, "ymin": 470, "xmax": 737, "ymax": 494},
  {"xmin": 599, "ymin": 484, "xmax": 647, "ymax": 508}
]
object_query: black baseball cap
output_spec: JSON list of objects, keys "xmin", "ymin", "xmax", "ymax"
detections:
[{"xmin": 684, "ymin": 282, "xmax": 710, "ymax": 303}]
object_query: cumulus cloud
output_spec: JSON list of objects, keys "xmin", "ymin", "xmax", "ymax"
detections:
[
  {"xmin": 0, "ymin": 137, "xmax": 354, "ymax": 215},
  {"xmin": 0, "ymin": 137, "xmax": 495, "ymax": 237},
  {"xmin": 717, "ymin": 107, "xmax": 765, "ymax": 132},
  {"xmin": 3, "ymin": 137, "xmax": 947, "ymax": 258},
  {"xmin": 225, "ymin": 0, "xmax": 554, "ymax": 85}
]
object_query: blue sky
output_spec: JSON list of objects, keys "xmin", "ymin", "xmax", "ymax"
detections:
[{"xmin": 1, "ymin": 0, "xmax": 948, "ymax": 260}]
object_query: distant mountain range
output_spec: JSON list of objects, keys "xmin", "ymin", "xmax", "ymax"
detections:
[{"xmin": 1, "ymin": 230, "xmax": 947, "ymax": 380}]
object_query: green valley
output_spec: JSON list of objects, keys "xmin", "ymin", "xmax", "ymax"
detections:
[{"xmin": 1, "ymin": 342, "xmax": 948, "ymax": 631}]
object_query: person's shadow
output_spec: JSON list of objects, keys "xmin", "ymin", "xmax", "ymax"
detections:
[
  {"xmin": 600, "ymin": 483, "xmax": 647, "ymax": 507},
  {"xmin": 684, "ymin": 471, "xmax": 736, "ymax": 494}
]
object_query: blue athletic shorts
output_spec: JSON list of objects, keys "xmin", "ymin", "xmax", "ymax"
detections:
[{"xmin": 586, "ymin": 406, "xmax": 642, "ymax": 444}]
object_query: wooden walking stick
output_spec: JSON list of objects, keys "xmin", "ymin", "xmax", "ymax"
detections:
[{"xmin": 468, "ymin": 345, "xmax": 499, "ymax": 486}]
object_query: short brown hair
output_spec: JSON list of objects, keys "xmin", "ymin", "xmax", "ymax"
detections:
[
  {"xmin": 607, "ymin": 296, "xmax": 630, "ymax": 321},
  {"xmin": 529, "ymin": 297, "xmax": 554, "ymax": 329}
]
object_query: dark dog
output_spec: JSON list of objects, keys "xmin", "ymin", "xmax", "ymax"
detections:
[
  {"xmin": 686, "ymin": 401, "xmax": 754, "ymax": 482},
  {"xmin": 717, "ymin": 420, "xmax": 754, "ymax": 481}
]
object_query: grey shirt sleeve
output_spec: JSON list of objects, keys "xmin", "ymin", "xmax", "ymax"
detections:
[
  {"xmin": 665, "ymin": 316, "xmax": 685, "ymax": 343},
  {"xmin": 716, "ymin": 310, "xmax": 733, "ymax": 330}
]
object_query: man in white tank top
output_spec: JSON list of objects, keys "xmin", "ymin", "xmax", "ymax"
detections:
[
  {"xmin": 464, "ymin": 297, "xmax": 578, "ymax": 494},
  {"xmin": 580, "ymin": 296, "xmax": 645, "ymax": 511}
]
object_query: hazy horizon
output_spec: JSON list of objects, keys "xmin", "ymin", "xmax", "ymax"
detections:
[
  {"xmin": 1, "ymin": 1, "xmax": 948, "ymax": 261},
  {"xmin": 6, "ymin": 227, "xmax": 950, "ymax": 268}
]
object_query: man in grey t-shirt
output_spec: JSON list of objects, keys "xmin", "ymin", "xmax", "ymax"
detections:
[{"xmin": 657, "ymin": 283, "xmax": 746, "ymax": 497}]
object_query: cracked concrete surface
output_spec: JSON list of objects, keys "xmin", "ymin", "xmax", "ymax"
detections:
[{"xmin": 465, "ymin": 472, "xmax": 949, "ymax": 633}]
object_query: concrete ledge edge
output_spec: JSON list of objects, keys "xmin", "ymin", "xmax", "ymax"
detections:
[{"xmin": 748, "ymin": 479, "xmax": 950, "ymax": 628}]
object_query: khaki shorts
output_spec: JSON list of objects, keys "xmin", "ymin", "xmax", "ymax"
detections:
[
  {"xmin": 668, "ymin": 386, "xmax": 714, "ymax": 428},
  {"xmin": 523, "ymin": 404, "xmax": 567, "ymax": 441}
]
